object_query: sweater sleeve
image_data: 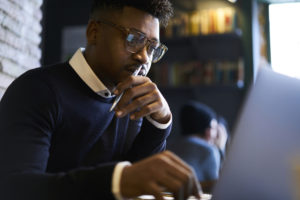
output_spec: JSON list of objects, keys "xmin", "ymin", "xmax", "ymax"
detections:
[
  {"xmin": 0, "ymin": 70, "xmax": 116, "ymax": 200},
  {"xmin": 125, "ymin": 118, "xmax": 172, "ymax": 162}
]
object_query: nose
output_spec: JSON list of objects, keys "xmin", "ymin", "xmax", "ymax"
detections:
[{"xmin": 132, "ymin": 45, "xmax": 152, "ymax": 65}]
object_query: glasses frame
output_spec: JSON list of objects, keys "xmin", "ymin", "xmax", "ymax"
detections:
[{"xmin": 95, "ymin": 19, "xmax": 167, "ymax": 63}]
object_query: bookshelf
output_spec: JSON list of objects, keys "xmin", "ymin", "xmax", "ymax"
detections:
[
  {"xmin": 163, "ymin": 6, "xmax": 237, "ymax": 37},
  {"xmin": 150, "ymin": 3, "xmax": 245, "ymax": 88},
  {"xmin": 150, "ymin": 32, "xmax": 244, "ymax": 87}
]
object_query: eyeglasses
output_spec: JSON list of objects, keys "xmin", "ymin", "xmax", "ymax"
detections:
[{"xmin": 96, "ymin": 20, "xmax": 168, "ymax": 63}]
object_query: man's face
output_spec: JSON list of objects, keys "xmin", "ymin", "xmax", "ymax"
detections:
[{"xmin": 87, "ymin": 6, "xmax": 160, "ymax": 90}]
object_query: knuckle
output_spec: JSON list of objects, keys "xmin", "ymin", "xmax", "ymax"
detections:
[
  {"xmin": 135, "ymin": 98, "xmax": 144, "ymax": 106},
  {"xmin": 143, "ymin": 105, "xmax": 152, "ymax": 113},
  {"xmin": 145, "ymin": 76, "xmax": 151, "ymax": 82},
  {"xmin": 149, "ymin": 82, "xmax": 157, "ymax": 90},
  {"xmin": 157, "ymin": 100, "xmax": 163, "ymax": 107},
  {"xmin": 163, "ymin": 150, "xmax": 172, "ymax": 157},
  {"xmin": 152, "ymin": 91, "xmax": 159, "ymax": 98},
  {"xmin": 157, "ymin": 154, "xmax": 168, "ymax": 164}
]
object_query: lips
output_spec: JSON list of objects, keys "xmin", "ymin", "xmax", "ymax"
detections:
[
  {"xmin": 126, "ymin": 65, "xmax": 147, "ymax": 76},
  {"xmin": 126, "ymin": 65, "xmax": 140, "ymax": 73}
]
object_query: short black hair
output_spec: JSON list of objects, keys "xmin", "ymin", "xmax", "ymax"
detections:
[
  {"xmin": 90, "ymin": 0, "xmax": 173, "ymax": 27},
  {"xmin": 180, "ymin": 101, "xmax": 217, "ymax": 136}
]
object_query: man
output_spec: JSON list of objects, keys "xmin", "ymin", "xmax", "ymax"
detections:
[
  {"xmin": 168, "ymin": 101, "xmax": 227, "ymax": 190},
  {"xmin": 0, "ymin": 0, "xmax": 200, "ymax": 200}
]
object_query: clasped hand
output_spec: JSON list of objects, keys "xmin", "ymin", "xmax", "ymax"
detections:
[{"xmin": 113, "ymin": 75, "xmax": 171, "ymax": 124}]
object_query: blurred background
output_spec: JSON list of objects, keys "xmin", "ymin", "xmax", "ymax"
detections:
[{"xmin": 0, "ymin": 0, "xmax": 300, "ymax": 142}]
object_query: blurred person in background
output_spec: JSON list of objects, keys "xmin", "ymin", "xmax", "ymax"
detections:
[{"xmin": 168, "ymin": 101, "xmax": 228, "ymax": 192}]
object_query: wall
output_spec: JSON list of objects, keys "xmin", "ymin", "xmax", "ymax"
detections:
[
  {"xmin": 0, "ymin": 0, "xmax": 43, "ymax": 98},
  {"xmin": 42, "ymin": 0, "xmax": 91, "ymax": 65}
]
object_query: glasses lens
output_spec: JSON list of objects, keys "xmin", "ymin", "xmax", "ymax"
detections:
[
  {"xmin": 125, "ymin": 30, "xmax": 168, "ymax": 63},
  {"xmin": 126, "ymin": 32, "xmax": 146, "ymax": 52},
  {"xmin": 152, "ymin": 45, "xmax": 167, "ymax": 63}
]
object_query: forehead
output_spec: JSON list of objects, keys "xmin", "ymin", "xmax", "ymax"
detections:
[{"xmin": 112, "ymin": 6, "xmax": 160, "ymax": 40}]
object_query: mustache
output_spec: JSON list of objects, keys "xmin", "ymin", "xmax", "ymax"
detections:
[{"xmin": 125, "ymin": 64, "xmax": 149, "ymax": 76}]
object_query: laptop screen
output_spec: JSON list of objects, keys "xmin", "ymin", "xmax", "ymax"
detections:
[{"xmin": 212, "ymin": 67, "xmax": 300, "ymax": 200}]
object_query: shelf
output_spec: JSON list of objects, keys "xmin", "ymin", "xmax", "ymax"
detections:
[
  {"xmin": 160, "ymin": 32, "xmax": 243, "ymax": 62},
  {"xmin": 150, "ymin": 58, "xmax": 244, "ymax": 88},
  {"xmin": 159, "ymin": 84, "xmax": 245, "ymax": 91}
]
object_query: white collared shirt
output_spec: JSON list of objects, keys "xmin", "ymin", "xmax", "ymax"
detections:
[
  {"xmin": 69, "ymin": 48, "xmax": 114, "ymax": 98},
  {"xmin": 69, "ymin": 48, "xmax": 172, "ymax": 200}
]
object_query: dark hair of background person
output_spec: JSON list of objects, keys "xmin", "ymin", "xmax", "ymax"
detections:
[
  {"xmin": 180, "ymin": 101, "xmax": 217, "ymax": 137},
  {"xmin": 89, "ymin": 0, "xmax": 174, "ymax": 27}
]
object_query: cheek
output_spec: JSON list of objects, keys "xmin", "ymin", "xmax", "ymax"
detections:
[
  {"xmin": 104, "ymin": 42, "xmax": 128, "ymax": 69},
  {"xmin": 109, "ymin": 37, "xmax": 131, "ymax": 62},
  {"xmin": 100, "ymin": 31, "xmax": 127, "ymax": 59},
  {"xmin": 109, "ymin": 51, "xmax": 132, "ymax": 83}
]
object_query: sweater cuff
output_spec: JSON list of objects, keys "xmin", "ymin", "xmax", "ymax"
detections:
[
  {"xmin": 112, "ymin": 161, "xmax": 132, "ymax": 200},
  {"xmin": 145, "ymin": 115, "xmax": 172, "ymax": 129}
]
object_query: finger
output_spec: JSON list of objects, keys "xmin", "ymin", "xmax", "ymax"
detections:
[
  {"xmin": 171, "ymin": 176, "xmax": 193, "ymax": 200},
  {"xmin": 130, "ymin": 97, "xmax": 161, "ymax": 120},
  {"xmin": 159, "ymin": 153, "xmax": 193, "ymax": 194},
  {"xmin": 183, "ymin": 166, "xmax": 202, "ymax": 198},
  {"xmin": 164, "ymin": 151, "xmax": 201, "ymax": 198},
  {"xmin": 170, "ymin": 163, "xmax": 201, "ymax": 199},
  {"xmin": 122, "ymin": 90, "xmax": 158, "ymax": 118},
  {"xmin": 156, "ymin": 172, "xmax": 184, "ymax": 194},
  {"xmin": 115, "ymin": 80, "xmax": 154, "ymax": 106},
  {"xmin": 115, "ymin": 83, "xmax": 158, "ymax": 117},
  {"xmin": 147, "ymin": 182, "xmax": 165, "ymax": 200},
  {"xmin": 114, "ymin": 76, "xmax": 150, "ymax": 95},
  {"xmin": 142, "ymin": 153, "xmax": 190, "ymax": 193},
  {"xmin": 164, "ymin": 151, "xmax": 190, "ymax": 168},
  {"xmin": 173, "ymin": 186, "xmax": 184, "ymax": 200},
  {"xmin": 188, "ymin": 172, "xmax": 202, "ymax": 199},
  {"xmin": 136, "ymin": 152, "xmax": 196, "ymax": 199},
  {"xmin": 174, "ymin": 173, "xmax": 201, "ymax": 200}
]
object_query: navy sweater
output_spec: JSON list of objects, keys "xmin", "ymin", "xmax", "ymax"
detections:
[{"xmin": 0, "ymin": 62, "xmax": 171, "ymax": 200}]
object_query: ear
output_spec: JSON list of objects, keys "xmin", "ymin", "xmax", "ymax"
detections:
[{"xmin": 86, "ymin": 20, "xmax": 98, "ymax": 45}]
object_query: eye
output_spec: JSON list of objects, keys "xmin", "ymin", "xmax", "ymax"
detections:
[
  {"xmin": 127, "ymin": 34, "xmax": 135, "ymax": 42},
  {"xmin": 126, "ymin": 33, "xmax": 146, "ymax": 47}
]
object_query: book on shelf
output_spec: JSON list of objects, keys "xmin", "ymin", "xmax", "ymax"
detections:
[
  {"xmin": 163, "ymin": 7, "xmax": 237, "ymax": 38},
  {"xmin": 150, "ymin": 59, "xmax": 244, "ymax": 87}
]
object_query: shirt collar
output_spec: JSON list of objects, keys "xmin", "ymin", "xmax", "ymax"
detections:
[{"xmin": 69, "ymin": 48, "xmax": 114, "ymax": 98}]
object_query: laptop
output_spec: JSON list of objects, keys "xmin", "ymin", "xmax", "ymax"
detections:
[{"xmin": 212, "ymin": 67, "xmax": 300, "ymax": 200}]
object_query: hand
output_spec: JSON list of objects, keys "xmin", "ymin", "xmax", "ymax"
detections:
[
  {"xmin": 113, "ymin": 75, "xmax": 171, "ymax": 124},
  {"xmin": 214, "ymin": 124, "xmax": 228, "ymax": 151},
  {"xmin": 120, "ymin": 151, "xmax": 202, "ymax": 200}
]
